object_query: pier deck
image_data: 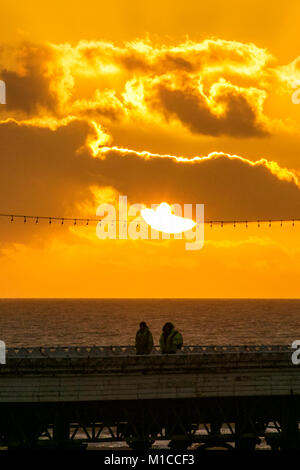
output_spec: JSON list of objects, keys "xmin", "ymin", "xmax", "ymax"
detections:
[{"xmin": 0, "ymin": 345, "xmax": 299, "ymax": 450}]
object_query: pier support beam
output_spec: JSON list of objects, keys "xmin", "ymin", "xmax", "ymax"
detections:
[
  {"xmin": 280, "ymin": 397, "xmax": 300, "ymax": 450},
  {"xmin": 53, "ymin": 411, "xmax": 70, "ymax": 442}
]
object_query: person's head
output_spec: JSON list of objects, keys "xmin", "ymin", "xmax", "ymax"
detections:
[
  {"xmin": 163, "ymin": 322, "xmax": 173, "ymax": 335},
  {"xmin": 140, "ymin": 321, "xmax": 147, "ymax": 330}
]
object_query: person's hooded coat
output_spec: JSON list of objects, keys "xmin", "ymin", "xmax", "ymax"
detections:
[{"xmin": 159, "ymin": 324, "xmax": 183, "ymax": 354}]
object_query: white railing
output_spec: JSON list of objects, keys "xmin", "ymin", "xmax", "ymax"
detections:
[{"xmin": 5, "ymin": 344, "xmax": 291, "ymax": 358}]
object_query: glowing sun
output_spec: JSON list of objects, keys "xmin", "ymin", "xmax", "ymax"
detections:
[{"xmin": 141, "ymin": 202, "xmax": 196, "ymax": 234}]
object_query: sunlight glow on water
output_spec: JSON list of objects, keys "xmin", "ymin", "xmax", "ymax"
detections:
[{"xmin": 0, "ymin": 298, "xmax": 299, "ymax": 347}]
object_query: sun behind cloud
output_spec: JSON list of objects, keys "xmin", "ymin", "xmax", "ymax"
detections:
[{"xmin": 141, "ymin": 202, "xmax": 196, "ymax": 234}]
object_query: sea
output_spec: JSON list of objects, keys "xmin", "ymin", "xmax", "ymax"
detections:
[{"xmin": 0, "ymin": 298, "xmax": 299, "ymax": 347}]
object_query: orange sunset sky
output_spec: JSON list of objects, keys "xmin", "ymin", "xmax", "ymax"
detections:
[{"xmin": 0, "ymin": 0, "xmax": 300, "ymax": 297}]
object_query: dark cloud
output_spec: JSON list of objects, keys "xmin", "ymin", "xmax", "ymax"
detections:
[
  {"xmin": 162, "ymin": 54, "xmax": 193, "ymax": 72},
  {"xmin": 0, "ymin": 43, "xmax": 58, "ymax": 116},
  {"xmin": 78, "ymin": 39, "xmax": 269, "ymax": 76},
  {"xmin": 0, "ymin": 39, "xmax": 275, "ymax": 138},
  {"xmin": 95, "ymin": 149, "xmax": 300, "ymax": 220},
  {"xmin": 0, "ymin": 118, "xmax": 298, "ymax": 248},
  {"xmin": 152, "ymin": 85, "xmax": 268, "ymax": 137},
  {"xmin": 0, "ymin": 119, "xmax": 94, "ymax": 245}
]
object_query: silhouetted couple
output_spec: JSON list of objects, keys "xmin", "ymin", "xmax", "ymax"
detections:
[{"xmin": 135, "ymin": 321, "xmax": 183, "ymax": 355}]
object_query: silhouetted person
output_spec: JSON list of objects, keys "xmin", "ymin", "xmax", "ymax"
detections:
[
  {"xmin": 135, "ymin": 321, "xmax": 153, "ymax": 355},
  {"xmin": 160, "ymin": 322, "xmax": 183, "ymax": 354}
]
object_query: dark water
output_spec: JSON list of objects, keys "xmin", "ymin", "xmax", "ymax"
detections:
[{"xmin": 0, "ymin": 298, "xmax": 299, "ymax": 347}]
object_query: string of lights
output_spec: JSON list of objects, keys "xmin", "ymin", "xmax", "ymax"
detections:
[{"xmin": 0, "ymin": 213, "xmax": 299, "ymax": 227}]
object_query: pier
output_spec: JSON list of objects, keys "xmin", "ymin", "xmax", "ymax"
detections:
[{"xmin": 0, "ymin": 345, "xmax": 300, "ymax": 450}]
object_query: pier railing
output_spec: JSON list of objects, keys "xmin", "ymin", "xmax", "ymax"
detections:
[{"xmin": 5, "ymin": 344, "xmax": 291, "ymax": 358}]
